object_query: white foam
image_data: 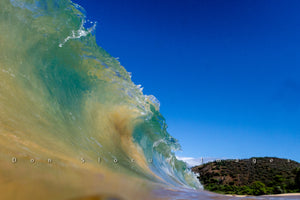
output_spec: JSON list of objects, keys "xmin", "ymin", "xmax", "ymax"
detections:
[{"xmin": 59, "ymin": 20, "xmax": 96, "ymax": 48}]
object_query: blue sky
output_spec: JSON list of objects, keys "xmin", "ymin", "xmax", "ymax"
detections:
[{"xmin": 74, "ymin": 0, "xmax": 300, "ymax": 162}]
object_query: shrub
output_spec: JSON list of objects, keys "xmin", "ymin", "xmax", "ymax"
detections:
[
  {"xmin": 273, "ymin": 186, "xmax": 283, "ymax": 194},
  {"xmin": 250, "ymin": 181, "xmax": 267, "ymax": 195}
]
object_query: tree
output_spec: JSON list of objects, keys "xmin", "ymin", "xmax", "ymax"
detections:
[
  {"xmin": 239, "ymin": 186, "xmax": 253, "ymax": 195},
  {"xmin": 250, "ymin": 181, "xmax": 267, "ymax": 195},
  {"xmin": 273, "ymin": 186, "xmax": 283, "ymax": 194},
  {"xmin": 295, "ymin": 168, "xmax": 300, "ymax": 190},
  {"xmin": 274, "ymin": 175, "xmax": 284, "ymax": 184}
]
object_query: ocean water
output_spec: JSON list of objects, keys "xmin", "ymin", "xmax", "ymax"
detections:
[
  {"xmin": 1, "ymin": 0, "xmax": 300, "ymax": 199},
  {"xmin": 0, "ymin": 0, "xmax": 201, "ymax": 198}
]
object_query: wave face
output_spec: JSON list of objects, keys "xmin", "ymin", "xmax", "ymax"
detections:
[{"xmin": 0, "ymin": 0, "xmax": 201, "ymax": 197}]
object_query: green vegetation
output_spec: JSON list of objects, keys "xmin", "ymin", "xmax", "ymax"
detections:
[
  {"xmin": 296, "ymin": 168, "xmax": 300, "ymax": 190},
  {"xmin": 191, "ymin": 157, "xmax": 300, "ymax": 196}
]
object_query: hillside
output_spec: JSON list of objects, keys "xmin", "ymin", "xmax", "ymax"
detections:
[{"xmin": 191, "ymin": 157, "xmax": 300, "ymax": 195}]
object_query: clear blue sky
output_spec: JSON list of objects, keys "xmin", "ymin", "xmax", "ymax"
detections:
[{"xmin": 74, "ymin": 0, "xmax": 300, "ymax": 162}]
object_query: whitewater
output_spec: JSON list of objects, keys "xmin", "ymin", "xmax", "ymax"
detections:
[{"xmin": 1, "ymin": 0, "xmax": 300, "ymax": 199}]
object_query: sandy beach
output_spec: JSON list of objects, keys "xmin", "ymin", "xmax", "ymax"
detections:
[{"xmin": 224, "ymin": 192, "xmax": 300, "ymax": 199}]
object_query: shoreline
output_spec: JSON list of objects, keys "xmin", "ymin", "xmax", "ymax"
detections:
[
  {"xmin": 224, "ymin": 193, "xmax": 300, "ymax": 197},
  {"xmin": 263, "ymin": 193, "xmax": 300, "ymax": 197}
]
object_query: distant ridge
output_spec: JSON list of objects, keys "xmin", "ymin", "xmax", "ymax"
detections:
[
  {"xmin": 176, "ymin": 156, "xmax": 225, "ymax": 167},
  {"xmin": 191, "ymin": 157, "xmax": 300, "ymax": 195}
]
